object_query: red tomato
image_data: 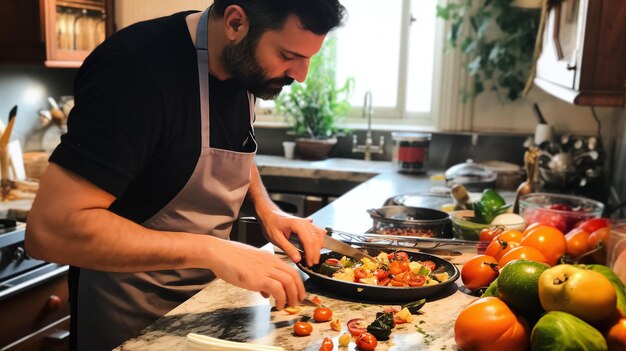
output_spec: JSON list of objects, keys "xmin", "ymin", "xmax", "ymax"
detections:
[
  {"xmin": 607, "ymin": 317, "xmax": 626, "ymax": 351},
  {"xmin": 485, "ymin": 240, "xmax": 520, "ymax": 261},
  {"xmin": 389, "ymin": 261, "xmax": 403, "ymax": 275},
  {"xmin": 293, "ymin": 321, "xmax": 313, "ymax": 336},
  {"xmin": 354, "ymin": 267, "xmax": 368, "ymax": 281},
  {"xmin": 311, "ymin": 296, "xmax": 322, "ymax": 305},
  {"xmin": 374, "ymin": 268, "xmax": 389, "ymax": 280},
  {"xmin": 494, "ymin": 229, "xmax": 525, "ymax": 243},
  {"xmin": 479, "ymin": 226, "xmax": 505, "ymax": 242},
  {"xmin": 388, "ymin": 251, "xmax": 409, "ymax": 261},
  {"xmin": 577, "ymin": 218, "xmax": 612, "ymax": 233},
  {"xmin": 399, "ymin": 259, "xmax": 410, "ymax": 272},
  {"xmin": 325, "ymin": 258, "xmax": 341, "ymax": 265},
  {"xmin": 401, "ymin": 271, "xmax": 426, "ymax": 287},
  {"xmin": 454, "ymin": 297, "xmax": 530, "ymax": 351},
  {"xmin": 377, "ymin": 277, "xmax": 391, "ymax": 286},
  {"xmin": 588, "ymin": 227, "xmax": 610, "ymax": 263},
  {"xmin": 520, "ymin": 226, "xmax": 567, "ymax": 266},
  {"xmin": 565, "ymin": 227, "xmax": 591, "ymax": 259},
  {"xmin": 319, "ymin": 337, "xmax": 333, "ymax": 351},
  {"xmin": 421, "ymin": 260, "xmax": 436, "ymax": 271},
  {"xmin": 498, "ymin": 246, "xmax": 548, "ymax": 267},
  {"xmin": 313, "ymin": 307, "xmax": 333, "ymax": 322},
  {"xmin": 390, "ymin": 279, "xmax": 408, "ymax": 287},
  {"xmin": 355, "ymin": 332, "xmax": 378, "ymax": 350},
  {"xmin": 347, "ymin": 318, "xmax": 368, "ymax": 337},
  {"xmin": 461, "ymin": 255, "xmax": 499, "ymax": 291}
]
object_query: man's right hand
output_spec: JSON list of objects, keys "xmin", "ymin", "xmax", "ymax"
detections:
[{"xmin": 208, "ymin": 239, "xmax": 306, "ymax": 310}]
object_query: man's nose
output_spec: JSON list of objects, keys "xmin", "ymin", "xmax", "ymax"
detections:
[{"xmin": 286, "ymin": 60, "xmax": 310, "ymax": 83}]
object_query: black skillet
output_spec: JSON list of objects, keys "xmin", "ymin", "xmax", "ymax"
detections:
[{"xmin": 297, "ymin": 248, "xmax": 460, "ymax": 303}]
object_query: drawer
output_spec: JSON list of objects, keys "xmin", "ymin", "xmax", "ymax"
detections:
[
  {"xmin": 0, "ymin": 274, "xmax": 69, "ymax": 348},
  {"xmin": 2, "ymin": 316, "xmax": 70, "ymax": 351}
]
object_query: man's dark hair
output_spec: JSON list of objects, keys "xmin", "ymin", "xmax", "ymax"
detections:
[{"xmin": 212, "ymin": 0, "xmax": 346, "ymax": 36}]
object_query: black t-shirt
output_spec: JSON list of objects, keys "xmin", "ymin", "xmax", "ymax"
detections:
[{"xmin": 50, "ymin": 11, "xmax": 254, "ymax": 223}]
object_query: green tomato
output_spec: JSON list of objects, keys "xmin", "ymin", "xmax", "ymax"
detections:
[
  {"xmin": 538, "ymin": 264, "xmax": 617, "ymax": 324},
  {"xmin": 531, "ymin": 311, "xmax": 607, "ymax": 351}
]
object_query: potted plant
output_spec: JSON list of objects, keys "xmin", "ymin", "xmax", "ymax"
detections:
[
  {"xmin": 436, "ymin": 0, "xmax": 541, "ymax": 101},
  {"xmin": 274, "ymin": 39, "xmax": 354, "ymax": 160}
]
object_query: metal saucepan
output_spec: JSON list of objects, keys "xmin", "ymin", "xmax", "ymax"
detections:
[{"xmin": 367, "ymin": 206, "xmax": 452, "ymax": 238}]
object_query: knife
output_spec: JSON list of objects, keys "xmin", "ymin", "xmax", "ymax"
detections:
[{"xmin": 288, "ymin": 234, "xmax": 377, "ymax": 262}]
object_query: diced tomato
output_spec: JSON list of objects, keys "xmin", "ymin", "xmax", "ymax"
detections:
[
  {"xmin": 402, "ymin": 272, "xmax": 426, "ymax": 287},
  {"xmin": 347, "ymin": 318, "xmax": 368, "ymax": 337},
  {"xmin": 394, "ymin": 316, "xmax": 408, "ymax": 325},
  {"xmin": 377, "ymin": 277, "xmax": 391, "ymax": 286},
  {"xmin": 311, "ymin": 296, "xmax": 322, "ymax": 305},
  {"xmin": 389, "ymin": 261, "xmax": 403, "ymax": 275},
  {"xmin": 388, "ymin": 251, "xmax": 409, "ymax": 261},
  {"xmin": 421, "ymin": 260, "xmax": 436, "ymax": 271},
  {"xmin": 375, "ymin": 268, "xmax": 389, "ymax": 280},
  {"xmin": 284, "ymin": 306, "xmax": 301, "ymax": 315},
  {"xmin": 384, "ymin": 307, "xmax": 399, "ymax": 314},
  {"xmin": 354, "ymin": 267, "xmax": 368, "ymax": 281},
  {"xmin": 399, "ymin": 259, "xmax": 410, "ymax": 272}
]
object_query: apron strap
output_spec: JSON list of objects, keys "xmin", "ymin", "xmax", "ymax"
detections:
[{"xmin": 196, "ymin": 8, "xmax": 211, "ymax": 148}]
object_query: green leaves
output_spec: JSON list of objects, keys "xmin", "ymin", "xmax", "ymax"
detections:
[{"xmin": 436, "ymin": 0, "xmax": 540, "ymax": 101}]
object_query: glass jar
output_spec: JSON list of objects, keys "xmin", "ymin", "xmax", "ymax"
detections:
[{"xmin": 391, "ymin": 132, "xmax": 431, "ymax": 174}]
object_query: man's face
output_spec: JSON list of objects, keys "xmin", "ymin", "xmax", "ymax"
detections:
[{"xmin": 221, "ymin": 15, "xmax": 326, "ymax": 100}]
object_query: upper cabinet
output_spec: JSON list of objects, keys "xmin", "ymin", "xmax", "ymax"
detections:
[
  {"xmin": 0, "ymin": 0, "xmax": 114, "ymax": 67},
  {"xmin": 534, "ymin": 0, "xmax": 626, "ymax": 108},
  {"xmin": 115, "ymin": 0, "xmax": 212, "ymax": 30}
]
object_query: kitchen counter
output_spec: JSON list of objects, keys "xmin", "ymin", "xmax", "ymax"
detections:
[{"xmin": 114, "ymin": 171, "xmax": 475, "ymax": 351}]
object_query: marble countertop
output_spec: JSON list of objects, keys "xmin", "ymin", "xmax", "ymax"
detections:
[{"xmin": 115, "ymin": 171, "xmax": 478, "ymax": 350}]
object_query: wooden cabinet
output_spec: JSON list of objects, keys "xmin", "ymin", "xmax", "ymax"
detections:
[
  {"xmin": 0, "ymin": 0, "xmax": 114, "ymax": 67},
  {"xmin": 0, "ymin": 273, "xmax": 70, "ymax": 351},
  {"xmin": 534, "ymin": 0, "xmax": 626, "ymax": 107}
]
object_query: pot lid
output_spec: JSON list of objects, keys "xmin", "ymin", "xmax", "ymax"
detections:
[{"xmin": 445, "ymin": 159, "xmax": 497, "ymax": 183}]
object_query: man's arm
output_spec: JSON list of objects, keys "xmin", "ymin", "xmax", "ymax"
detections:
[
  {"xmin": 247, "ymin": 164, "xmax": 326, "ymax": 266},
  {"xmin": 25, "ymin": 163, "xmax": 305, "ymax": 308}
]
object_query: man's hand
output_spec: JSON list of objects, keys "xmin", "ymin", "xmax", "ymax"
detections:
[
  {"xmin": 209, "ymin": 239, "xmax": 305, "ymax": 310},
  {"xmin": 258, "ymin": 209, "xmax": 327, "ymax": 267}
]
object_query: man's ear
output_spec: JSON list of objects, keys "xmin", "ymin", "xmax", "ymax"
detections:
[{"xmin": 223, "ymin": 5, "xmax": 249, "ymax": 43}]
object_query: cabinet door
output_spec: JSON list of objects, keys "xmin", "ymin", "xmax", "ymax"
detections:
[
  {"xmin": 44, "ymin": 0, "xmax": 115, "ymax": 67},
  {"xmin": 0, "ymin": 1, "xmax": 46, "ymax": 63}
]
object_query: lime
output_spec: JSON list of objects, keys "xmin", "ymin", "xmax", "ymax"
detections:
[{"xmin": 497, "ymin": 259, "xmax": 548, "ymax": 319}]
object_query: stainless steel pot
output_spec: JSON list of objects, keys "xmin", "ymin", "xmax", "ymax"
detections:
[{"xmin": 367, "ymin": 206, "xmax": 452, "ymax": 238}]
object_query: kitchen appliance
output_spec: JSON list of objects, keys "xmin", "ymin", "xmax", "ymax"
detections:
[
  {"xmin": 391, "ymin": 132, "xmax": 431, "ymax": 174},
  {"xmin": 296, "ymin": 248, "xmax": 459, "ymax": 302},
  {"xmin": 0, "ymin": 223, "xmax": 67, "ymax": 300}
]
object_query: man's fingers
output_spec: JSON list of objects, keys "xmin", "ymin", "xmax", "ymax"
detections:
[
  {"xmin": 262, "ymin": 279, "xmax": 287, "ymax": 310},
  {"xmin": 269, "ymin": 268, "xmax": 301, "ymax": 308}
]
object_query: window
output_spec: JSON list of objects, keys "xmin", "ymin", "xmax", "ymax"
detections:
[{"xmin": 257, "ymin": 0, "xmax": 442, "ymax": 128}]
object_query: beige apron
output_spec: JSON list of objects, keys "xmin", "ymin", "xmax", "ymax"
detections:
[{"xmin": 73, "ymin": 8, "xmax": 257, "ymax": 350}]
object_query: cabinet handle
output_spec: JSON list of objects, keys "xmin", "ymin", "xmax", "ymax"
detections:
[
  {"xmin": 566, "ymin": 63, "xmax": 577, "ymax": 71},
  {"xmin": 46, "ymin": 329, "xmax": 70, "ymax": 341},
  {"xmin": 47, "ymin": 294, "xmax": 62, "ymax": 311}
]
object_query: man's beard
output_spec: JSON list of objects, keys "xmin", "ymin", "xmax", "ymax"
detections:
[{"xmin": 221, "ymin": 35, "xmax": 294, "ymax": 100}]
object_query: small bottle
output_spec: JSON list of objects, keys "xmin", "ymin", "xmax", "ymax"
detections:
[{"xmin": 451, "ymin": 184, "xmax": 473, "ymax": 211}]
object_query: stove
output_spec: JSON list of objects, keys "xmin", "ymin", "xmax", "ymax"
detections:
[{"xmin": 0, "ymin": 222, "xmax": 67, "ymax": 299}]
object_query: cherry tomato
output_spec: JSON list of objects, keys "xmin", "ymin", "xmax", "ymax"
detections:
[
  {"xmin": 377, "ymin": 277, "xmax": 391, "ymax": 286},
  {"xmin": 494, "ymin": 229, "xmax": 525, "ymax": 243},
  {"xmin": 354, "ymin": 267, "xmax": 368, "ymax": 281},
  {"xmin": 479, "ymin": 226, "xmax": 505, "ymax": 242},
  {"xmin": 588, "ymin": 227, "xmax": 610, "ymax": 263},
  {"xmin": 577, "ymin": 218, "xmax": 612, "ymax": 234},
  {"xmin": 355, "ymin": 332, "xmax": 378, "ymax": 350},
  {"xmin": 374, "ymin": 268, "xmax": 389, "ymax": 280},
  {"xmin": 565, "ymin": 227, "xmax": 591, "ymax": 259},
  {"xmin": 388, "ymin": 251, "xmax": 409, "ymax": 261},
  {"xmin": 520, "ymin": 225, "xmax": 566, "ymax": 266},
  {"xmin": 313, "ymin": 307, "xmax": 333, "ymax": 322},
  {"xmin": 294, "ymin": 321, "xmax": 313, "ymax": 336},
  {"xmin": 401, "ymin": 271, "xmax": 426, "ymax": 287},
  {"xmin": 607, "ymin": 317, "xmax": 626, "ymax": 351},
  {"xmin": 455, "ymin": 297, "xmax": 530, "ymax": 351},
  {"xmin": 325, "ymin": 258, "xmax": 341, "ymax": 266},
  {"xmin": 421, "ymin": 260, "xmax": 436, "ymax": 271},
  {"xmin": 347, "ymin": 318, "xmax": 367, "ymax": 337},
  {"xmin": 311, "ymin": 296, "xmax": 322, "ymax": 305},
  {"xmin": 461, "ymin": 255, "xmax": 499, "ymax": 291},
  {"xmin": 485, "ymin": 239, "xmax": 520, "ymax": 261},
  {"xmin": 319, "ymin": 337, "xmax": 333, "ymax": 351},
  {"xmin": 498, "ymin": 246, "xmax": 548, "ymax": 267}
]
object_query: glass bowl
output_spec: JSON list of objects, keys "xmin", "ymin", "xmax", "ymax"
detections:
[{"xmin": 519, "ymin": 193, "xmax": 604, "ymax": 233}]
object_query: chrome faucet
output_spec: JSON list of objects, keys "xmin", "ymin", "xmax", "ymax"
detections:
[{"xmin": 352, "ymin": 91, "xmax": 384, "ymax": 161}]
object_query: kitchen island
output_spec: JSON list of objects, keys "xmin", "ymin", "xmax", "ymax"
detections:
[{"xmin": 115, "ymin": 172, "xmax": 476, "ymax": 351}]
